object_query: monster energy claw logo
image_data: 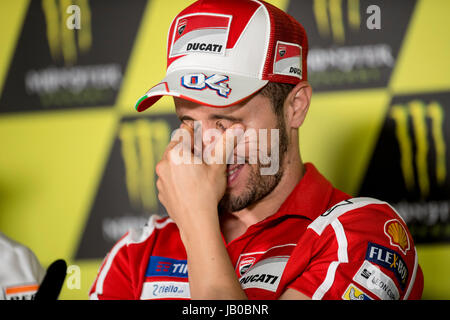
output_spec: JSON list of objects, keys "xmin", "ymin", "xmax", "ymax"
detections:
[
  {"xmin": 313, "ymin": 0, "xmax": 362, "ymax": 44},
  {"xmin": 390, "ymin": 100, "xmax": 447, "ymax": 199},
  {"xmin": 312, "ymin": 0, "xmax": 381, "ymax": 43},
  {"xmin": 42, "ymin": 0, "xmax": 92, "ymax": 66}
]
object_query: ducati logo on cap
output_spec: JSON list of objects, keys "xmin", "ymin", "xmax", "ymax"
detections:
[
  {"xmin": 273, "ymin": 41, "xmax": 302, "ymax": 79},
  {"xmin": 169, "ymin": 13, "xmax": 232, "ymax": 57}
]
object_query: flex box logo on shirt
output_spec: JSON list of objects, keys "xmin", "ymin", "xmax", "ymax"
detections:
[
  {"xmin": 146, "ymin": 256, "xmax": 188, "ymax": 278},
  {"xmin": 365, "ymin": 242, "xmax": 409, "ymax": 289},
  {"xmin": 169, "ymin": 13, "xmax": 232, "ymax": 57},
  {"xmin": 273, "ymin": 41, "xmax": 302, "ymax": 79}
]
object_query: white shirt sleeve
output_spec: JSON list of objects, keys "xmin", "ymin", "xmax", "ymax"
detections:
[{"xmin": 0, "ymin": 232, "xmax": 46, "ymax": 300}]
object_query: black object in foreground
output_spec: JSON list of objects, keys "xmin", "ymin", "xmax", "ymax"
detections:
[{"xmin": 34, "ymin": 259, "xmax": 67, "ymax": 301}]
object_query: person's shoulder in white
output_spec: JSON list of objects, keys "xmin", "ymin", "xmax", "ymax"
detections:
[{"xmin": 0, "ymin": 232, "xmax": 45, "ymax": 300}]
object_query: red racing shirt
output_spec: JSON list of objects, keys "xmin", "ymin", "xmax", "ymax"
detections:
[{"xmin": 89, "ymin": 163, "xmax": 423, "ymax": 300}]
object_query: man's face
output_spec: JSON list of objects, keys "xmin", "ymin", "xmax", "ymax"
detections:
[{"xmin": 174, "ymin": 93, "xmax": 289, "ymax": 214}]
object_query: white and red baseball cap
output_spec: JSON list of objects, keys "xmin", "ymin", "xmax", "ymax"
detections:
[{"xmin": 135, "ymin": 0, "xmax": 308, "ymax": 112}]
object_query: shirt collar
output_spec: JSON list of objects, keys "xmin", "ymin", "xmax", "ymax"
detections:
[
  {"xmin": 263, "ymin": 162, "xmax": 342, "ymax": 223},
  {"xmin": 227, "ymin": 162, "xmax": 349, "ymax": 244}
]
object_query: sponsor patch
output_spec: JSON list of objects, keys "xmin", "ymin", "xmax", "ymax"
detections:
[
  {"xmin": 238, "ymin": 257, "xmax": 288, "ymax": 292},
  {"xmin": 4, "ymin": 284, "xmax": 39, "ymax": 300},
  {"xmin": 384, "ymin": 219, "xmax": 410, "ymax": 255},
  {"xmin": 238, "ymin": 257, "xmax": 256, "ymax": 276},
  {"xmin": 146, "ymin": 256, "xmax": 188, "ymax": 278},
  {"xmin": 181, "ymin": 73, "xmax": 231, "ymax": 98},
  {"xmin": 342, "ymin": 284, "xmax": 373, "ymax": 300},
  {"xmin": 366, "ymin": 242, "xmax": 408, "ymax": 290},
  {"xmin": 169, "ymin": 13, "xmax": 232, "ymax": 57},
  {"xmin": 353, "ymin": 261, "xmax": 400, "ymax": 300},
  {"xmin": 234, "ymin": 244, "xmax": 296, "ymax": 275},
  {"xmin": 140, "ymin": 281, "xmax": 190, "ymax": 300},
  {"xmin": 273, "ymin": 41, "xmax": 302, "ymax": 79}
]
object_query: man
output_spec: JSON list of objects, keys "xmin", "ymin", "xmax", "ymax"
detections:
[{"xmin": 90, "ymin": 0, "xmax": 423, "ymax": 300}]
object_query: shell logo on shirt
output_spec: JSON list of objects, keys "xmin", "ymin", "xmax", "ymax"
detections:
[{"xmin": 384, "ymin": 220, "xmax": 410, "ymax": 255}]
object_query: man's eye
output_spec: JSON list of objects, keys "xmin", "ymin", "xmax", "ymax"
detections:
[
  {"xmin": 182, "ymin": 120, "xmax": 194, "ymax": 128},
  {"xmin": 216, "ymin": 121, "xmax": 226, "ymax": 131}
]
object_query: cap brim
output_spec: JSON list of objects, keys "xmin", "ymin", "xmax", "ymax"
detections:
[{"xmin": 135, "ymin": 69, "xmax": 268, "ymax": 112}]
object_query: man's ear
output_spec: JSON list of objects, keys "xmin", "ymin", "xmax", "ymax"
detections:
[{"xmin": 285, "ymin": 81, "xmax": 312, "ymax": 129}]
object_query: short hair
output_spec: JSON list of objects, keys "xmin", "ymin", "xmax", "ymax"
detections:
[
  {"xmin": 258, "ymin": 82, "xmax": 293, "ymax": 153},
  {"xmin": 259, "ymin": 82, "xmax": 294, "ymax": 119}
]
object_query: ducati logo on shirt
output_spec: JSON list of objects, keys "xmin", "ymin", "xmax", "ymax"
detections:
[
  {"xmin": 238, "ymin": 257, "xmax": 256, "ymax": 276},
  {"xmin": 235, "ymin": 243, "xmax": 296, "ymax": 292},
  {"xmin": 178, "ymin": 19, "xmax": 187, "ymax": 35},
  {"xmin": 238, "ymin": 257, "xmax": 289, "ymax": 292}
]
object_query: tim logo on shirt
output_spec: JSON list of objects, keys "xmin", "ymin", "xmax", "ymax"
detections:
[{"xmin": 146, "ymin": 256, "xmax": 188, "ymax": 278}]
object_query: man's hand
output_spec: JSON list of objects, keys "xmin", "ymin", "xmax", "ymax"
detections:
[
  {"xmin": 154, "ymin": 123, "xmax": 247, "ymax": 299},
  {"xmin": 155, "ymin": 123, "xmax": 243, "ymax": 242}
]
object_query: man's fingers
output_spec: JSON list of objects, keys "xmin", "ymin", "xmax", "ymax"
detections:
[
  {"xmin": 180, "ymin": 123, "xmax": 195, "ymax": 151},
  {"xmin": 164, "ymin": 122, "xmax": 245, "ymax": 166},
  {"xmin": 162, "ymin": 139, "xmax": 180, "ymax": 160},
  {"xmin": 214, "ymin": 124, "xmax": 245, "ymax": 166},
  {"xmin": 164, "ymin": 124, "xmax": 194, "ymax": 161}
]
